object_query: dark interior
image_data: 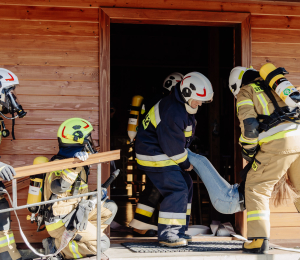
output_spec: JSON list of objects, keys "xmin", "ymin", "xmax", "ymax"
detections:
[{"xmin": 109, "ymin": 23, "xmax": 235, "ymax": 234}]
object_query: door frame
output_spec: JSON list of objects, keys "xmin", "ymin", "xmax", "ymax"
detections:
[{"xmin": 99, "ymin": 7, "xmax": 251, "ymax": 237}]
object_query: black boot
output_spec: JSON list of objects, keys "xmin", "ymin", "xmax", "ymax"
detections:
[{"xmin": 159, "ymin": 238, "xmax": 187, "ymax": 248}]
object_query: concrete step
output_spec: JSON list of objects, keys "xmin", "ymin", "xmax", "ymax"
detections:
[{"xmin": 105, "ymin": 244, "xmax": 300, "ymax": 260}]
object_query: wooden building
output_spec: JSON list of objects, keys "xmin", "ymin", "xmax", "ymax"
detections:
[{"xmin": 0, "ymin": 0, "xmax": 300, "ymax": 246}]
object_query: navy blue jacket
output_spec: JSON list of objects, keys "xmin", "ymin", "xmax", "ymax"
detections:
[{"xmin": 135, "ymin": 83, "xmax": 195, "ymax": 172}]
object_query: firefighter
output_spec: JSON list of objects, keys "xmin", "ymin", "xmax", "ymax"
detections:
[
  {"xmin": 129, "ymin": 72, "xmax": 184, "ymax": 237},
  {"xmin": 0, "ymin": 68, "xmax": 27, "ymax": 260},
  {"xmin": 135, "ymin": 72, "xmax": 213, "ymax": 247},
  {"xmin": 229, "ymin": 65, "xmax": 300, "ymax": 254},
  {"xmin": 42, "ymin": 118, "xmax": 118, "ymax": 259}
]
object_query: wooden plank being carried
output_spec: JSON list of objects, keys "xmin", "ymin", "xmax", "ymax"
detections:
[{"xmin": 0, "ymin": 150, "xmax": 120, "ymax": 180}]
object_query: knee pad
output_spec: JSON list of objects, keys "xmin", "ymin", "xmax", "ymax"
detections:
[{"xmin": 0, "ymin": 198, "xmax": 11, "ymax": 231}]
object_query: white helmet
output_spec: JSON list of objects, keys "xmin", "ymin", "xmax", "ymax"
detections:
[
  {"xmin": 163, "ymin": 72, "xmax": 184, "ymax": 92},
  {"xmin": 229, "ymin": 66, "xmax": 257, "ymax": 97},
  {"xmin": 180, "ymin": 72, "xmax": 214, "ymax": 103},
  {"xmin": 0, "ymin": 68, "xmax": 26, "ymax": 118}
]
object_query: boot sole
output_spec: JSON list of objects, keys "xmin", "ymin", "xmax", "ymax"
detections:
[
  {"xmin": 159, "ymin": 240, "xmax": 187, "ymax": 248},
  {"xmin": 242, "ymin": 245, "xmax": 268, "ymax": 254}
]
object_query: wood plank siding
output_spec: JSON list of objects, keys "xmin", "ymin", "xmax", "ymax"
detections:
[
  {"xmin": 0, "ymin": 4, "xmax": 99, "ymax": 243},
  {"xmin": 0, "ymin": 0, "xmax": 300, "ymax": 243}
]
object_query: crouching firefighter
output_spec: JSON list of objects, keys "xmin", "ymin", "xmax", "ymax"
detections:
[
  {"xmin": 0, "ymin": 68, "xmax": 27, "ymax": 260},
  {"xmin": 135, "ymin": 72, "xmax": 213, "ymax": 247},
  {"xmin": 229, "ymin": 63, "xmax": 300, "ymax": 254},
  {"xmin": 42, "ymin": 118, "xmax": 118, "ymax": 259}
]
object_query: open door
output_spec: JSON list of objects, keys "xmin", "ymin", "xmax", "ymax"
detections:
[{"xmin": 99, "ymin": 8, "xmax": 251, "ymax": 237}]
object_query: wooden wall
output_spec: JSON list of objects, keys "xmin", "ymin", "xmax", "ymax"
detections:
[
  {"xmin": 0, "ymin": 5, "xmax": 99, "ymax": 243},
  {"xmin": 0, "ymin": 0, "xmax": 300, "ymax": 243}
]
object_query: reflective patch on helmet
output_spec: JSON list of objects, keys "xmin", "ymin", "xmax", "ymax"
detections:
[
  {"xmin": 238, "ymin": 71, "xmax": 245, "ymax": 80},
  {"xmin": 72, "ymin": 125, "xmax": 81, "ymax": 130}
]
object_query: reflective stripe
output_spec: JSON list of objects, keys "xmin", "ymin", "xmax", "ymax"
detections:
[
  {"xmin": 239, "ymin": 134, "xmax": 258, "ymax": 145},
  {"xmin": 169, "ymin": 150, "xmax": 188, "ymax": 162},
  {"xmin": 259, "ymin": 128, "xmax": 300, "ymax": 146},
  {"xmin": 67, "ymin": 182, "xmax": 88, "ymax": 193},
  {"xmin": 136, "ymin": 153, "xmax": 170, "ymax": 162},
  {"xmin": 62, "ymin": 169, "xmax": 78, "ymax": 180},
  {"xmin": 258, "ymin": 123, "xmax": 298, "ymax": 141},
  {"xmin": 136, "ymin": 159, "xmax": 177, "ymax": 167},
  {"xmin": 184, "ymin": 125, "xmax": 193, "ymax": 137},
  {"xmin": 184, "ymin": 131, "xmax": 192, "ymax": 137},
  {"xmin": 257, "ymin": 94, "xmax": 270, "ymax": 115},
  {"xmin": 148, "ymin": 101, "xmax": 161, "ymax": 128},
  {"xmin": 0, "ymin": 234, "xmax": 15, "ymax": 248},
  {"xmin": 137, "ymin": 203, "xmax": 155, "ymax": 213},
  {"xmin": 48, "ymin": 172, "xmax": 53, "ymax": 183},
  {"xmin": 69, "ymin": 241, "xmax": 83, "ymax": 258},
  {"xmin": 186, "ymin": 203, "xmax": 191, "ymax": 215},
  {"xmin": 185, "ymin": 125, "xmax": 193, "ymax": 132},
  {"xmin": 158, "ymin": 218, "xmax": 186, "ymax": 225},
  {"xmin": 136, "ymin": 208, "xmax": 153, "ymax": 217},
  {"xmin": 247, "ymin": 210, "xmax": 270, "ymax": 222},
  {"xmin": 159, "ymin": 212, "xmax": 186, "ymax": 219},
  {"xmin": 45, "ymin": 219, "xmax": 65, "ymax": 232},
  {"xmin": 236, "ymin": 99, "xmax": 254, "ymax": 113},
  {"xmin": 154, "ymin": 102, "xmax": 161, "ymax": 126}
]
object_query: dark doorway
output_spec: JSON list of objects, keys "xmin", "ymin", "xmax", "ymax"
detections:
[{"xmin": 109, "ymin": 23, "xmax": 235, "ymax": 234}]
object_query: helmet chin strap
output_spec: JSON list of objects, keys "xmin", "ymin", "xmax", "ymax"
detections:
[
  {"xmin": 0, "ymin": 111, "xmax": 19, "ymax": 120},
  {"xmin": 185, "ymin": 99, "xmax": 198, "ymax": 114}
]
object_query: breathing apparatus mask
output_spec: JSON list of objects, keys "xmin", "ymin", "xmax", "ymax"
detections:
[
  {"xmin": 0, "ymin": 83, "xmax": 27, "ymax": 119},
  {"xmin": 83, "ymin": 133, "xmax": 98, "ymax": 154}
]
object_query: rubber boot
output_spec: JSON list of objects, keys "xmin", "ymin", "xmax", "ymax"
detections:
[
  {"xmin": 42, "ymin": 237, "xmax": 63, "ymax": 260},
  {"xmin": 133, "ymin": 228, "xmax": 157, "ymax": 237},
  {"xmin": 242, "ymin": 239, "xmax": 269, "ymax": 254},
  {"xmin": 159, "ymin": 238, "xmax": 187, "ymax": 248}
]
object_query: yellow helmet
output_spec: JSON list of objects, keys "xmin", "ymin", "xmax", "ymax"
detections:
[
  {"xmin": 57, "ymin": 118, "xmax": 94, "ymax": 148},
  {"xmin": 33, "ymin": 156, "xmax": 49, "ymax": 165}
]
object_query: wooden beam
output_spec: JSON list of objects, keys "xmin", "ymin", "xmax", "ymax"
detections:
[
  {"xmin": 234, "ymin": 14, "xmax": 251, "ymax": 239},
  {"xmin": 0, "ymin": 150, "xmax": 120, "ymax": 180},
  {"xmin": 2, "ymin": 1, "xmax": 300, "ymax": 16},
  {"xmin": 99, "ymin": 8, "xmax": 110, "ymax": 186},
  {"xmin": 102, "ymin": 8, "xmax": 249, "ymax": 26}
]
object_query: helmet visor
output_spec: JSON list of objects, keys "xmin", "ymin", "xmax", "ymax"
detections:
[{"xmin": 84, "ymin": 133, "xmax": 97, "ymax": 154}]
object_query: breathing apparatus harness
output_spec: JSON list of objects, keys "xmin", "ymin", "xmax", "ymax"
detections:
[{"xmin": 248, "ymin": 69, "xmax": 300, "ymax": 133}]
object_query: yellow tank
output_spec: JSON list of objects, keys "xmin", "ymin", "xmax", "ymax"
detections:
[
  {"xmin": 260, "ymin": 63, "xmax": 300, "ymax": 108},
  {"xmin": 27, "ymin": 156, "xmax": 49, "ymax": 214},
  {"xmin": 127, "ymin": 95, "xmax": 144, "ymax": 143}
]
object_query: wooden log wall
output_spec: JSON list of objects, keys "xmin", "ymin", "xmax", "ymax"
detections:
[
  {"xmin": 1, "ymin": 0, "xmax": 300, "ymax": 243},
  {"xmin": 0, "ymin": 5, "xmax": 99, "ymax": 243}
]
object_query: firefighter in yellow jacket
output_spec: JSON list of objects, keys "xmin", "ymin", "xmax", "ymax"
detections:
[
  {"xmin": 229, "ymin": 65, "xmax": 300, "ymax": 254},
  {"xmin": 42, "ymin": 118, "xmax": 117, "ymax": 259}
]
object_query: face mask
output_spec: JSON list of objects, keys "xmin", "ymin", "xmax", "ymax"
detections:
[{"xmin": 0, "ymin": 86, "xmax": 26, "ymax": 119}]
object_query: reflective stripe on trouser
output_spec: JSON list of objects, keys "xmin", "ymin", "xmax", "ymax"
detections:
[
  {"xmin": 47, "ymin": 200, "xmax": 117, "ymax": 259},
  {"xmin": 145, "ymin": 169, "xmax": 193, "ymax": 240},
  {"xmin": 0, "ymin": 230, "xmax": 21, "ymax": 260},
  {"xmin": 130, "ymin": 176, "xmax": 162, "ymax": 229},
  {"xmin": 245, "ymin": 148, "xmax": 300, "ymax": 239}
]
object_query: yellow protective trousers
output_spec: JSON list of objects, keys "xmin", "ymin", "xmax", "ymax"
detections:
[
  {"xmin": 245, "ymin": 150, "xmax": 300, "ymax": 239},
  {"xmin": 46, "ymin": 200, "xmax": 117, "ymax": 259}
]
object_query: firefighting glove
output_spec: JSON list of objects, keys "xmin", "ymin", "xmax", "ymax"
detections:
[
  {"xmin": 63, "ymin": 199, "xmax": 95, "ymax": 231},
  {"xmin": 74, "ymin": 152, "xmax": 89, "ymax": 161},
  {"xmin": 0, "ymin": 162, "xmax": 16, "ymax": 181},
  {"xmin": 241, "ymin": 146, "xmax": 259, "ymax": 162}
]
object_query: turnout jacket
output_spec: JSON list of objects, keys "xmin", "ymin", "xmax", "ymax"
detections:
[
  {"xmin": 135, "ymin": 84, "xmax": 195, "ymax": 172},
  {"xmin": 237, "ymin": 77, "xmax": 300, "ymax": 155}
]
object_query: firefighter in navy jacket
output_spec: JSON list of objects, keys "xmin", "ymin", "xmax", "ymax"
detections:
[{"xmin": 135, "ymin": 72, "xmax": 214, "ymax": 247}]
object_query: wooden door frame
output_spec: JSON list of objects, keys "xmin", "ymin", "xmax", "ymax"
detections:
[{"xmin": 99, "ymin": 7, "xmax": 251, "ymax": 237}]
